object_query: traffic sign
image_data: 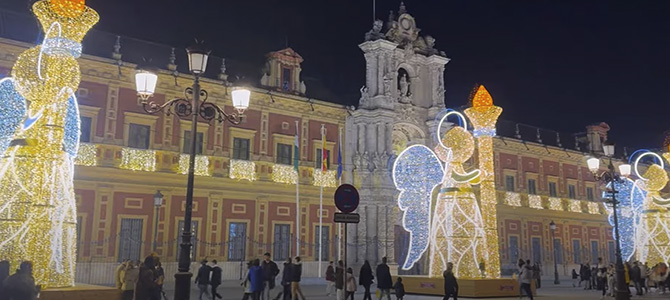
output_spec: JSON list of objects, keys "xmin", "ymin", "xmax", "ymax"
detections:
[
  {"xmin": 334, "ymin": 212, "xmax": 360, "ymax": 224},
  {"xmin": 334, "ymin": 184, "xmax": 360, "ymax": 213}
]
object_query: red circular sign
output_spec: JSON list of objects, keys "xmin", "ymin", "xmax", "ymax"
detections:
[{"xmin": 334, "ymin": 184, "xmax": 360, "ymax": 213}]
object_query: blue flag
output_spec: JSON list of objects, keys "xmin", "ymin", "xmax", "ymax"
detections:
[{"xmin": 336, "ymin": 140, "xmax": 342, "ymax": 180}]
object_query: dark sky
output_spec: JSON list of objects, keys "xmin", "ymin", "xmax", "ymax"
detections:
[{"xmin": 2, "ymin": 0, "xmax": 669, "ymax": 150}]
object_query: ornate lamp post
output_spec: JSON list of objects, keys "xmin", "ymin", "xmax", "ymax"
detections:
[
  {"xmin": 135, "ymin": 43, "xmax": 250, "ymax": 300},
  {"xmin": 549, "ymin": 220, "xmax": 560, "ymax": 284},
  {"xmin": 586, "ymin": 142, "xmax": 631, "ymax": 300},
  {"xmin": 153, "ymin": 190, "xmax": 164, "ymax": 252}
]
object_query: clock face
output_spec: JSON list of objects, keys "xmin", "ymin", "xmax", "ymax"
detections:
[{"xmin": 400, "ymin": 18, "xmax": 412, "ymax": 30}]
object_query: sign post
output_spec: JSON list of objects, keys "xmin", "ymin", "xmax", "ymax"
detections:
[{"xmin": 334, "ymin": 184, "xmax": 360, "ymax": 300}]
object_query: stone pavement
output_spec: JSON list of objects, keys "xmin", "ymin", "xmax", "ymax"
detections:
[{"xmin": 162, "ymin": 279, "xmax": 669, "ymax": 300}]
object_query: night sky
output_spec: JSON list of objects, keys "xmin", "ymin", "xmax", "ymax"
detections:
[{"xmin": 2, "ymin": 0, "xmax": 669, "ymax": 150}]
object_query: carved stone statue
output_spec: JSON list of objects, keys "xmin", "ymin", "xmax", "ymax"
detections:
[
  {"xmin": 299, "ymin": 81, "xmax": 307, "ymax": 94},
  {"xmin": 261, "ymin": 73, "xmax": 270, "ymax": 86},
  {"xmin": 399, "ymin": 74, "xmax": 409, "ymax": 97},
  {"xmin": 353, "ymin": 152, "xmax": 363, "ymax": 169},
  {"xmin": 365, "ymin": 20, "xmax": 384, "ymax": 41},
  {"xmin": 383, "ymin": 75, "xmax": 392, "ymax": 96},
  {"xmin": 359, "ymin": 86, "xmax": 370, "ymax": 107}
]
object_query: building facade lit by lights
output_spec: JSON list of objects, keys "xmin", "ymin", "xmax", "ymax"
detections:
[{"xmin": 0, "ymin": 2, "xmax": 646, "ymax": 281}]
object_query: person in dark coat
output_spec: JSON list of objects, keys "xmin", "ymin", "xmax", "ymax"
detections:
[
  {"xmin": 358, "ymin": 260, "xmax": 374, "ymax": 300},
  {"xmin": 376, "ymin": 257, "xmax": 393, "ymax": 300},
  {"xmin": 276, "ymin": 257, "xmax": 293, "ymax": 300},
  {"xmin": 443, "ymin": 262, "xmax": 458, "ymax": 300},
  {"xmin": 262, "ymin": 252, "xmax": 280, "ymax": 300},
  {"xmin": 211, "ymin": 260, "xmax": 223, "ymax": 299},
  {"xmin": 290, "ymin": 257, "xmax": 305, "ymax": 300},
  {"xmin": 631, "ymin": 261, "xmax": 642, "ymax": 296},
  {"xmin": 195, "ymin": 259, "xmax": 212, "ymax": 300},
  {"xmin": 326, "ymin": 261, "xmax": 336, "ymax": 297},
  {"xmin": 336, "ymin": 260, "xmax": 345, "ymax": 300},
  {"xmin": 135, "ymin": 256, "xmax": 158, "ymax": 300},
  {"xmin": 393, "ymin": 277, "xmax": 405, "ymax": 300},
  {"xmin": 0, "ymin": 260, "xmax": 10, "ymax": 300},
  {"xmin": 3, "ymin": 261, "xmax": 39, "ymax": 300}
]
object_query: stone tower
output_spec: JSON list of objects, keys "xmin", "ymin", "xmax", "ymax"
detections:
[{"xmin": 344, "ymin": 2, "xmax": 450, "ymax": 267}]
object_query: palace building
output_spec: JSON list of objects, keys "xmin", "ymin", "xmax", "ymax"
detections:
[{"xmin": 0, "ymin": 3, "xmax": 630, "ymax": 283}]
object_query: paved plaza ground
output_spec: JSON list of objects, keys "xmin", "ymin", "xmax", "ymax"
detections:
[{"xmin": 162, "ymin": 279, "xmax": 669, "ymax": 300}]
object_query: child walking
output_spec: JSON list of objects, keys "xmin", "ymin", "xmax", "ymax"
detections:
[{"xmin": 393, "ymin": 277, "xmax": 405, "ymax": 300}]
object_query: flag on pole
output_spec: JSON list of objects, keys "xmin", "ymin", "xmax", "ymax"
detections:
[
  {"xmin": 336, "ymin": 129, "xmax": 343, "ymax": 180},
  {"xmin": 294, "ymin": 122, "xmax": 300, "ymax": 172},
  {"xmin": 321, "ymin": 125, "xmax": 327, "ymax": 172}
]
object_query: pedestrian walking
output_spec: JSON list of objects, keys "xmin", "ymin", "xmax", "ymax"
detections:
[
  {"xmin": 290, "ymin": 257, "xmax": 305, "ymax": 300},
  {"xmin": 393, "ymin": 277, "xmax": 405, "ymax": 300},
  {"xmin": 195, "ymin": 259, "xmax": 212, "ymax": 300},
  {"xmin": 519, "ymin": 260, "xmax": 533, "ymax": 300},
  {"xmin": 277, "ymin": 257, "xmax": 293, "ymax": 300},
  {"xmin": 597, "ymin": 264, "xmax": 607, "ymax": 300},
  {"xmin": 359, "ymin": 260, "xmax": 374, "ymax": 300},
  {"xmin": 336, "ymin": 260, "xmax": 344, "ymax": 300},
  {"xmin": 115, "ymin": 260, "xmax": 128, "ymax": 290},
  {"xmin": 262, "ymin": 253, "xmax": 280, "ymax": 300},
  {"xmin": 375, "ymin": 257, "xmax": 393, "ymax": 300},
  {"xmin": 242, "ymin": 261, "xmax": 254, "ymax": 300},
  {"xmin": 155, "ymin": 258, "xmax": 165, "ymax": 300},
  {"xmin": 607, "ymin": 265, "xmax": 615, "ymax": 297},
  {"xmin": 640, "ymin": 262, "xmax": 649, "ymax": 294},
  {"xmin": 582, "ymin": 263, "xmax": 591, "ymax": 290},
  {"xmin": 532, "ymin": 263, "xmax": 541, "ymax": 289},
  {"xmin": 326, "ymin": 261, "xmax": 336, "ymax": 297},
  {"xmin": 571, "ymin": 269, "xmax": 579, "ymax": 287},
  {"xmin": 121, "ymin": 260, "xmax": 139, "ymax": 300},
  {"xmin": 251, "ymin": 259, "xmax": 264, "ymax": 300},
  {"xmin": 211, "ymin": 260, "xmax": 223, "ymax": 299},
  {"xmin": 443, "ymin": 262, "xmax": 458, "ymax": 300},
  {"xmin": 631, "ymin": 261, "xmax": 642, "ymax": 296},
  {"xmin": 346, "ymin": 268, "xmax": 357, "ymax": 300},
  {"xmin": 136, "ymin": 256, "xmax": 159, "ymax": 300},
  {"xmin": 3, "ymin": 261, "xmax": 39, "ymax": 300}
]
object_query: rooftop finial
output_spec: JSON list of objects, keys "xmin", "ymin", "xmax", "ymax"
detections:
[
  {"xmin": 399, "ymin": 1, "xmax": 407, "ymax": 14},
  {"xmin": 167, "ymin": 47, "xmax": 177, "ymax": 71},
  {"xmin": 112, "ymin": 35, "xmax": 121, "ymax": 60},
  {"xmin": 218, "ymin": 58, "xmax": 228, "ymax": 81}
]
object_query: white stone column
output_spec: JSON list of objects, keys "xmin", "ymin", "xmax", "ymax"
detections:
[
  {"xmin": 377, "ymin": 52, "xmax": 384, "ymax": 97},
  {"xmin": 357, "ymin": 123, "xmax": 366, "ymax": 154},
  {"xmin": 366, "ymin": 124, "xmax": 377, "ymax": 154},
  {"xmin": 377, "ymin": 122, "xmax": 385, "ymax": 155}
]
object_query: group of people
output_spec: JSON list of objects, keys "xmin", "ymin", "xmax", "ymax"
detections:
[
  {"xmin": 0, "ymin": 261, "xmax": 40, "ymax": 300},
  {"xmin": 323, "ymin": 257, "xmax": 458, "ymax": 300},
  {"xmin": 223, "ymin": 252, "xmax": 301, "ymax": 300},
  {"xmin": 194, "ymin": 259, "xmax": 223, "ymax": 300},
  {"xmin": 572, "ymin": 259, "xmax": 670, "ymax": 298},
  {"xmin": 115, "ymin": 254, "xmax": 165, "ymax": 300}
]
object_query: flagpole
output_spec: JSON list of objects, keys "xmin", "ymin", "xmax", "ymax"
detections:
[
  {"xmin": 295, "ymin": 120, "xmax": 300, "ymax": 257},
  {"xmin": 318, "ymin": 124, "xmax": 325, "ymax": 277}
]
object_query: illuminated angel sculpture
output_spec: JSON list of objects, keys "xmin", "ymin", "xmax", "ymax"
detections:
[
  {"xmin": 634, "ymin": 152, "xmax": 670, "ymax": 265},
  {"xmin": 393, "ymin": 111, "xmax": 487, "ymax": 279},
  {"xmin": 601, "ymin": 178, "xmax": 645, "ymax": 262},
  {"xmin": 0, "ymin": 0, "xmax": 98, "ymax": 287}
]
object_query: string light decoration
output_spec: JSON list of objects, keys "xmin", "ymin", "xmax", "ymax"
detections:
[
  {"xmin": 229, "ymin": 159, "xmax": 256, "ymax": 181},
  {"xmin": 588, "ymin": 202, "xmax": 600, "ymax": 215},
  {"xmin": 119, "ymin": 148, "xmax": 156, "ymax": 172},
  {"xmin": 602, "ymin": 178, "xmax": 645, "ymax": 262},
  {"xmin": 504, "ymin": 192, "xmax": 521, "ymax": 207},
  {"xmin": 313, "ymin": 168, "xmax": 337, "ymax": 187},
  {"xmin": 272, "ymin": 164, "xmax": 298, "ymax": 184},
  {"xmin": 178, "ymin": 154, "xmax": 210, "ymax": 176},
  {"xmin": 74, "ymin": 143, "xmax": 96, "ymax": 166},
  {"xmin": 464, "ymin": 85, "xmax": 503, "ymax": 278},
  {"xmin": 549, "ymin": 197, "xmax": 563, "ymax": 211},
  {"xmin": 529, "ymin": 195, "xmax": 543, "ymax": 209},
  {"xmin": 569, "ymin": 200, "xmax": 582, "ymax": 213},
  {"xmin": 0, "ymin": 0, "xmax": 98, "ymax": 287},
  {"xmin": 635, "ymin": 162, "xmax": 670, "ymax": 265}
]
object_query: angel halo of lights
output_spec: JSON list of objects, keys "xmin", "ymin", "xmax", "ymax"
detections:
[{"xmin": 393, "ymin": 100, "xmax": 494, "ymax": 279}]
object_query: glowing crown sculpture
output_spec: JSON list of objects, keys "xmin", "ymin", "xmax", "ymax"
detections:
[{"xmin": 0, "ymin": 0, "xmax": 98, "ymax": 287}]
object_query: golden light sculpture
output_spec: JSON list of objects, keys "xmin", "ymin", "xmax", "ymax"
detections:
[
  {"xmin": 635, "ymin": 163, "xmax": 670, "ymax": 265},
  {"xmin": 0, "ymin": 0, "xmax": 98, "ymax": 287},
  {"xmin": 464, "ymin": 85, "xmax": 502, "ymax": 278}
]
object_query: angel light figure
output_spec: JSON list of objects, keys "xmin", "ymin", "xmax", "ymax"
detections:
[
  {"xmin": 393, "ymin": 111, "xmax": 487, "ymax": 279},
  {"xmin": 634, "ymin": 151, "xmax": 670, "ymax": 265}
]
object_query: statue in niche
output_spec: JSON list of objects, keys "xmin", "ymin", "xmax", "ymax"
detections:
[
  {"xmin": 365, "ymin": 20, "xmax": 384, "ymax": 41},
  {"xmin": 383, "ymin": 75, "xmax": 392, "ymax": 96},
  {"xmin": 398, "ymin": 73, "xmax": 411, "ymax": 103},
  {"xmin": 359, "ymin": 86, "xmax": 370, "ymax": 107}
]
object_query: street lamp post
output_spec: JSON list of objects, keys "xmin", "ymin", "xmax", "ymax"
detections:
[
  {"xmin": 135, "ymin": 42, "xmax": 250, "ymax": 300},
  {"xmin": 549, "ymin": 220, "xmax": 560, "ymax": 284},
  {"xmin": 586, "ymin": 142, "xmax": 631, "ymax": 300},
  {"xmin": 153, "ymin": 190, "xmax": 164, "ymax": 252}
]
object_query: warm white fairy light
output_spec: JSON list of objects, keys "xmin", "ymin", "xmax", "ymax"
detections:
[
  {"xmin": 504, "ymin": 192, "xmax": 521, "ymax": 207},
  {"xmin": 74, "ymin": 143, "xmax": 96, "ymax": 166},
  {"xmin": 549, "ymin": 197, "xmax": 563, "ymax": 211},
  {"xmin": 529, "ymin": 195, "xmax": 543, "ymax": 209},
  {"xmin": 570, "ymin": 200, "xmax": 582, "ymax": 213},
  {"xmin": 313, "ymin": 168, "xmax": 337, "ymax": 187},
  {"xmin": 588, "ymin": 202, "xmax": 600, "ymax": 214},
  {"xmin": 119, "ymin": 148, "xmax": 156, "ymax": 172},
  {"xmin": 272, "ymin": 164, "xmax": 298, "ymax": 184},
  {"xmin": 178, "ymin": 154, "xmax": 210, "ymax": 176},
  {"xmin": 229, "ymin": 159, "xmax": 256, "ymax": 181}
]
